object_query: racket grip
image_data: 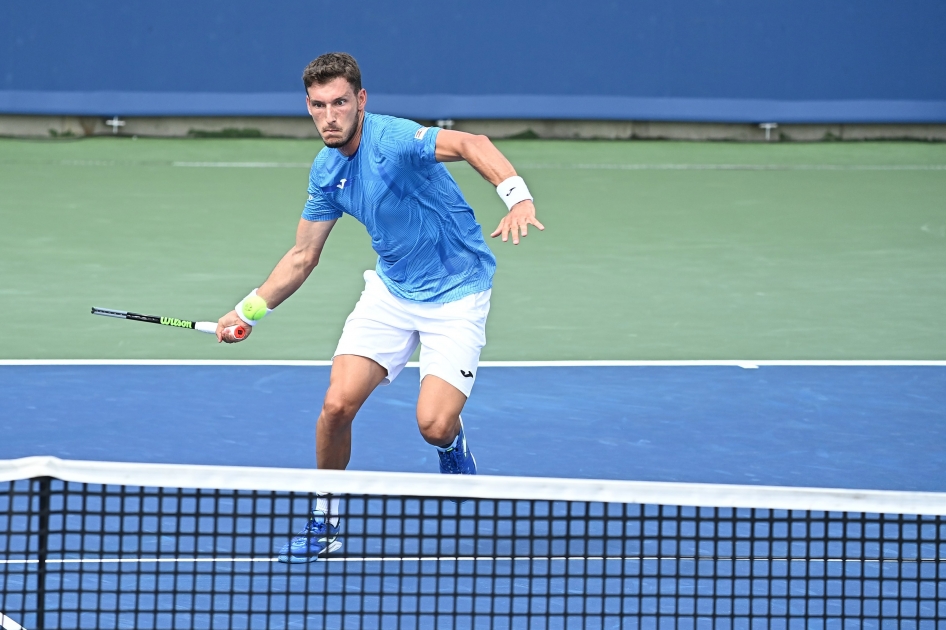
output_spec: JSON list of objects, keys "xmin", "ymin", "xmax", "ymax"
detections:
[
  {"xmin": 194, "ymin": 322, "xmax": 247, "ymax": 340},
  {"xmin": 194, "ymin": 322, "xmax": 217, "ymax": 334}
]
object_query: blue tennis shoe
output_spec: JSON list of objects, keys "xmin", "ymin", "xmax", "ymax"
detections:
[
  {"xmin": 438, "ymin": 418, "xmax": 477, "ymax": 475},
  {"xmin": 277, "ymin": 510, "xmax": 342, "ymax": 563}
]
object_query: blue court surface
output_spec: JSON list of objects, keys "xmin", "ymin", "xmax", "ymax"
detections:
[
  {"xmin": 2, "ymin": 362, "xmax": 945, "ymax": 630},
  {"xmin": 2, "ymin": 362, "xmax": 944, "ymax": 492}
]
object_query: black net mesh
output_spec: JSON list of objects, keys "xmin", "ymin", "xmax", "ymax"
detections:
[{"xmin": 1, "ymin": 474, "xmax": 944, "ymax": 629}]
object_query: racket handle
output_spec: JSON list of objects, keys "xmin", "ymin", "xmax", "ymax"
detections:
[{"xmin": 194, "ymin": 322, "xmax": 248, "ymax": 340}]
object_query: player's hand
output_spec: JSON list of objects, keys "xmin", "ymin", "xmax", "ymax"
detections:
[
  {"xmin": 216, "ymin": 310, "xmax": 252, "ymax": 343},
  {"xmin": 491, "ymin": 200, "xmax": 544, "ymax": 245}
]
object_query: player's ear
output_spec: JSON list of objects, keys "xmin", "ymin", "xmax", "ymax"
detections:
[{"xmin": 358, "ymin": 88, "xmax": 367, "ymax": 110}]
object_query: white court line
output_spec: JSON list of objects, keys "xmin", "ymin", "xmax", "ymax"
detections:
[
  {"xmin": 0, "ymin": 359, "xmax": 333, "ymax": 366},
  {"xmin": 479, "ymin": 360, "xmax": 946, "ymax": 367},
  {"xmin": 0, "ymin": 556, "xmax": 930, "ymax": 565},
  {"xmin": 1, "ymin": 359, "xmax": 944, "ymax": 367},
  {"xmin": 518, "ymin": 163, "xmax": 946, "ymax": 172},
  {"xmin": 165, "ymin": 161, "xmax": 946, "ymax": 171}
]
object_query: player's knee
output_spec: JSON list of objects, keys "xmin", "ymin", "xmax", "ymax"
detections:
[
  {"xmin": 320, "ymin": 394, "xmax": 358, "ymax": 428},
  {"xmin": 416, "ymin": 410, "xmax": 459, "ymax": 446}
]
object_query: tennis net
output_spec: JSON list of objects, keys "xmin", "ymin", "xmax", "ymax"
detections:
[{"xmin": 1, "ymin": 456, "xmax": 943, "ymax": 629}]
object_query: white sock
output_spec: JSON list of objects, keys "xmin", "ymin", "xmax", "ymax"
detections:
[{"xmin": 316, "ymin": 493, "xmax": 340, "ymax": 526}]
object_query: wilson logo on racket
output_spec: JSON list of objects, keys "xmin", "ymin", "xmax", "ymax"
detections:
[{"xmin": 160, "ymin": 317, "xmax": 194, "ymax": 329}]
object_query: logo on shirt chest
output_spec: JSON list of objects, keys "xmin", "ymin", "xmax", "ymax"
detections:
[{"xmin": 320, "ymin": 177, "xmax": 355, "ymax": 195}]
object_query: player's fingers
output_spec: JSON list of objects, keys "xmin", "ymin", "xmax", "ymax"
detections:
[
  {"xmin": 530, "ymin": 217, "xmax": 546, "ymax": 231},
  {"xmin": 490, "ymin": 220, "xmax": 504, "ymax": 238},
  {"xmin": 496, "ymin": 219, "xmax": 509, "ymax": 242}
]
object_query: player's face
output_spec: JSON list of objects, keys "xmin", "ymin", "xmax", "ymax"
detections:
[{"xmin": 305, "ymin": 77, "xmax": 366, "ymax": 150}]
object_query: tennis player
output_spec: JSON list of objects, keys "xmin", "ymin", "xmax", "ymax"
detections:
[{"xmin": 216, "ymin": 53, "xmax": 542, "ymax": 562}]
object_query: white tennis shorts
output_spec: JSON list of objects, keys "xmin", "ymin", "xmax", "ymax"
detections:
[{"xmin": 334, "ymin": 270, "xmax": 490, "ymax": 397}]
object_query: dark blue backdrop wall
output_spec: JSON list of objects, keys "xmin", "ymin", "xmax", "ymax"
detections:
[{"xmin": 2, "ymin": 1, "xmax": 945, "ymax": 123}]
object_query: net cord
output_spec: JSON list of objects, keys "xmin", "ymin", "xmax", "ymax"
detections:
[{"xmin": 2, "ymin": 456, "xmax": 944, "ymax": 515}]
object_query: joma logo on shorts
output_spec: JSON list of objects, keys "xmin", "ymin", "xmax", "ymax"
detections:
[{"xmin": 160, "ymin": 317, "xmax": 192, "ymax": 329}]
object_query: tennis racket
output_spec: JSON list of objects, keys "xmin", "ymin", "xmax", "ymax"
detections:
[{"xmin": 91, "ymin": 307, "xmax": 247, "ymax": 340}]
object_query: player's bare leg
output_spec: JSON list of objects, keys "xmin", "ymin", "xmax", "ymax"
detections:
[
  {"xmin": 416, "ymin": 375, "xmax": 466, "ymax": 445},
  {"xmin": 277, "ymin": 354, "xmax": 386, "ymax": 564},
  {"xmin": 417, "ymin": 375, "xmax": 476, "ymax": 474},
  {"xmin": 317, "ymin": 354, "xmax": 388, "ymax": 470}
]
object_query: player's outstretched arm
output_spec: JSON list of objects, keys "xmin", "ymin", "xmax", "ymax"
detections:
[
  {"xmin": 435, "ymin": 129, "xmax": 544, "ymax": 245},
  {"xmin": 216, "ymin": 218, "xmax": 337, "ymax": 342}
]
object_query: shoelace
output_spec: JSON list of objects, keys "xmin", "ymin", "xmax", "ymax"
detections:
[{"xmin": 303, "ymin": 517, "xmax": 327, "ymax": 537}]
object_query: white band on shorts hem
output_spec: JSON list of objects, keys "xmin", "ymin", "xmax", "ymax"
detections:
[
  {"xmin": 419, "ymin": 362, "xmax": 477, "ymax": 398},
  {"xmin": 332, "ymin": 349, "xmax": 398, "ymax": 386}
]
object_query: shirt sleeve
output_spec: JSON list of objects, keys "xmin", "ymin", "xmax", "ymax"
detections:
[
  {"xmin": 407, "ymin": 124, "xmax": 440, "ymax": 168},
  {"xmin": 301, "ymin": 168, "xmax": 343, "ymax": 222},
  {"xmin": 385, "ymin": 119, "xmax": 440, "ymax": 170}
]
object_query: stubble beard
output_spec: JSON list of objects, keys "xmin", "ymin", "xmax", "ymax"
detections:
[{"xmin": 321, "ymin": 111, "xmax": 362, "ymax": 149}]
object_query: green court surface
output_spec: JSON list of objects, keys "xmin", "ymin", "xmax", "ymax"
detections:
[{"xmin": 1, "ymin": 137, "xmax": 944, "ymax": 360}]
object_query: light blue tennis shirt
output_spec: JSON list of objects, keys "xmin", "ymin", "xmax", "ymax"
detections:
[{"xmin": 302, "ymin": 113, "xmax": 496, "ymax": 303}]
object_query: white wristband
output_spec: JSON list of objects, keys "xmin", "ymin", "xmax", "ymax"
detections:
[
  {"xmin": 496, "ymin": 176, "xmax": 533, "ymax": 211},
  {"xmin": 234, "ymin": 289, "xmax": 272, "ymax": 326}
]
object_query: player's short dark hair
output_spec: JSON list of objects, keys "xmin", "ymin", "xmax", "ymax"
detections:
[{"xmin": 302, "ymin": 53, "xmax": 362, "ymax": 94}]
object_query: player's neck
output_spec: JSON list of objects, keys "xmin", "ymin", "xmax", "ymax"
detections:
[{"xmin": 337, "ymin": 111, "xmax": 365, "ymax": 157}]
